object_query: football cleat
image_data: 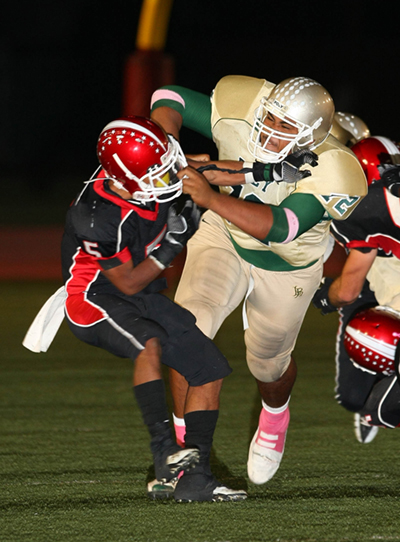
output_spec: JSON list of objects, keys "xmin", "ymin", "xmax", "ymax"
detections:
[
  {"xmin": 247, "ymin": 406, "xmax": 289, "ymax": 484},
  {"xmin": 165, "ymin": 447, "xmax": 200, "ymax": 477},
  {"xmin": 151, "ymin": 426, "xmax": 200, "ymax": 482},
  {"xmin": 173, "ymin": 471, "xmax": 247, "ymax": 503},
  {"xmin": 147, "ymin": 477, "xmax": 178, "ymax": 500},
  {"xmin": 354, "ymin": 413, "xmax": 379, "ymax": 444}
]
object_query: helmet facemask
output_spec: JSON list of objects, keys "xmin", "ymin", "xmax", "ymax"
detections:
[
  {"xmin": 248, "ymin": 98, "xmax": 323, "ymax": 163},
  {"xmin": 248, "ymin": 77, "xmax": 334, "ymax": 164},
  {"xmin": 129, "ymin": 136, "xmax": 187, "ymax": 202}
]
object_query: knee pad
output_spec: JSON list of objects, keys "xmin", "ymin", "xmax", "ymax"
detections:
[
  {"xmin": 246, "ymin": 355, "xmax": 290, "ymax": 382},
  {"xmin": 245, "ymin": 318, "xmax": 290, "ymax": 382}
]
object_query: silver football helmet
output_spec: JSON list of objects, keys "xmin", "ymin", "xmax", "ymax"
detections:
[
  {"xmin": 248, "ymin": 77, "xmax": 335, "ymax": 163},
  {"xmin": 330, "ymin": 112, "xmax": 370, "ymax": 146}
]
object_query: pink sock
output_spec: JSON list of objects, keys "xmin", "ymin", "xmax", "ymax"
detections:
[
  {"xmin": 173, "ymin": 415, "xmax": 187, "ymax": 479},
  {"xmin": 258, "ymin": 404, "xmax": 290, "ymax": 454},
  {"xmin": 173, "ymin": 414, "xmax": 186, "ymax": 448}
]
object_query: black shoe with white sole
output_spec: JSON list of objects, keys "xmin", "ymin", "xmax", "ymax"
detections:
[
  {"xmin": 174, "ymin": 470, "xmax": 247, "ymax": 503},
  {"xmin": 354, "ymin": 413, "xmax": 379, "ymax": 444}
]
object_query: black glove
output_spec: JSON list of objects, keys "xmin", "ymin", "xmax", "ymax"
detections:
[
  {"xmin": 312, "ymin": 277, "xmax": 338, "ymax": 315},
  {"xmin": 253, "ymin": 149, "xmax": 319, "ymax": 184},
  {"xmin": 377, "ymin": 164, "xmax": 400, "ymax": 197},
  {"xmin": 150, "ymin": 198, "xmax": 201, "ymax": 269}
]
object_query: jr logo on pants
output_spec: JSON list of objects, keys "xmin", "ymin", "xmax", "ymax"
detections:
[{"xmin": 294, "ymin": 286, "xmax": 304, "ymax": 298}]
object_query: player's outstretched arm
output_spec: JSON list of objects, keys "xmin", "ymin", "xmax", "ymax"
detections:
[
  {"xmin": 189, "ymin": 150, "xmax": 318, "ymax": 186},
  {"xmin": 178, "ymin": 166, "xmax": 274, "ymax": 239},
  {"xmin": 151, "ymin": 106, "xmax": 182, "ymax": 140},
  {"xmin": 179, "ymin": 166, "xmax": 324, "ymax": 243}
]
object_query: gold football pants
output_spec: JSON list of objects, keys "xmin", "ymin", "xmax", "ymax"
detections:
[{"xmin": 175, "ymin": 210, "xmax": 323, "ymax": 382}]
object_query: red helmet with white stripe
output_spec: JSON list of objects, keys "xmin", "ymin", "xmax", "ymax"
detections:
[
  {"xmin": 350, "ymin": 136, "xmax": 400, "ymax": 185},
  {"xmin": 96, "ymin": 116, "xmax": 186, "ymax": 202},
  {"xmin": 344, "ymin": 307, "xmax": 400, "ymax": 376}
]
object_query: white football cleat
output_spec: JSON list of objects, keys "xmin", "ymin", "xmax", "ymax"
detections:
[
  {"xmin": 247, "ymin": 429, "xmax": 285, "ymax": 484},
  {"xmin": 247, "ymin": 405, "xmax": 290, "ymax": 484}
]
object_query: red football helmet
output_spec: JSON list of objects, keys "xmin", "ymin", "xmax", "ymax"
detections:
[
  {"xmin": 344, "ymin": 307, "xmax": 400, "ymax": 376},
  {"xmin": 351, "ymin": 136, "xmax": 400, "ymax": 185},
  {"xmin": 96, "ymin": 116, "xmax": 186, "ymax": 202}
]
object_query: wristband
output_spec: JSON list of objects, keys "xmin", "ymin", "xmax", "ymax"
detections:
[
  {"xmin": 148, "ymin": 254, "xmax": 166, "ymax": 271},
  {"xmin": 243, "ymin": 162, "xmax": 256, "ymax": 184},
  {"xmin": 245, "ymin": 161, "xmax": 273, "ymax": 184}
]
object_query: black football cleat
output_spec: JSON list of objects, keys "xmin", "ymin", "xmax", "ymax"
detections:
[
  {"xmin": 354, "ymin": 413, "xmax": 379, "ymax": 444},
  {"xmin": 174, "ymin": 471, "xmax": 247, "ymax": 503}
]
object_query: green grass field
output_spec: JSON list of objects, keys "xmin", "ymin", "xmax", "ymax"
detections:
[{"xmin": 1, "ymin": 281, "xmax": 400, "ymax": 542}]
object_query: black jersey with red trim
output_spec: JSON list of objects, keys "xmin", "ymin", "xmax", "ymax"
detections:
[
  {"xmin": 61, "ymin": 175, "xmax": 170, "ymax": 326},
  {"xmin": 330, "ymin": 183, "xmax": 400, "ymax": 258}
]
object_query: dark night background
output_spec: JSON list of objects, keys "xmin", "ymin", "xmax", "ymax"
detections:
[{"xmin": 2, "ymin": 0, "xmax": 400, "ymax": 225}]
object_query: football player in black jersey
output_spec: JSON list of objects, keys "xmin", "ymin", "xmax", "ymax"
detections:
[
  {"xmin": 313, "ymin": 136, "xmax": 400, "ymax": 443},
  {"xmin": 59, "ymin": 116, "xmax": 247, "ymax": 502}
]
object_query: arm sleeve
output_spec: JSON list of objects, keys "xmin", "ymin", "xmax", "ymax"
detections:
[
  {"xmin": 150, "ymin": 85, "xmax": 213, "ymax": 139},
  {"xmin": 263, "ymin": 193, "xmax": 325, "ymax": 244}
]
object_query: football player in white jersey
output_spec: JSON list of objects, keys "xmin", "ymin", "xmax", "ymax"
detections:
[{"xmin": 150, "ymin": 75, "xmax": 367, "ymax": 490}]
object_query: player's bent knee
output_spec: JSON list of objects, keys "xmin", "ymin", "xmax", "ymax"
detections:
[
  {"xmin": 163, "ymin": 325, "xmax": 232, "ymax": 386},
  {"xmin": 244, "ymin": 320, "xmax": 291, "ymax": 381},
  {"xmin": 143, "ymin": 337, "xmax": 162, "ymax": 357},
  {"xmin": 247, "ymin": 357, "xmax": 290, "ymax": 383}
]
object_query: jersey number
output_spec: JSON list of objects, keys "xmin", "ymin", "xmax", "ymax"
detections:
[
  {"xmin": 321, "ymin": 195, "xmax": 360, "ymax": 217},
  {"xmin": 83, "ymin": 241, "xmax": 102, "ymax": 258}
]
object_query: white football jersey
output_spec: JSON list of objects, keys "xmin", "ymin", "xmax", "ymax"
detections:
[{"xmin": 210, "ymin": 75, "xmax": 367, "ymax": 268}]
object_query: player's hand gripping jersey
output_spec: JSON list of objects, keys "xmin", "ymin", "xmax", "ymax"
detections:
[{"xmin": 151, "ymin": 76, "xmax": 367, "ymax": 270}]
